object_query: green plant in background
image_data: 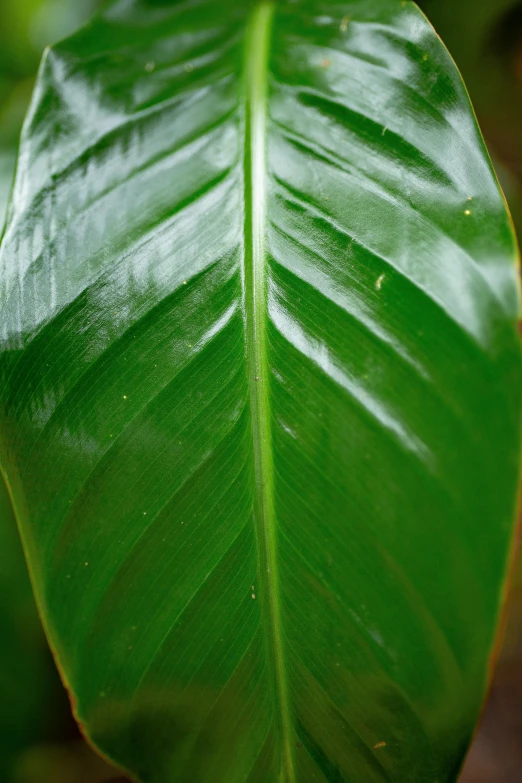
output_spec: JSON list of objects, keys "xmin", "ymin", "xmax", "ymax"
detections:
[
  {"xmin": 0, "ymin": 478, "xmax": 49, "ymax": 779},
  {"xmin": 1, "ymin": 1, "xmax": 521, "ymax": 782}
]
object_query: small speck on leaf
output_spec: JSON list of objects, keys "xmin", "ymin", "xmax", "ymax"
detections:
[
  {"xmin": 374, "ymin": 741, "xmax": 387, "ymax": 750},
  {"xmin": 375, "ymin": 273, "xmax": 385, "ymax": 290},
  {"xmin": 145, "ymin": 62, "xmax": 155, "ymax": 72},
  {"xmin": 251, "ymin": 593, "xmax": 256, "ymax": 600},
  {"xmin": 340, "ymin": 14, "xmax": 350, "ymax": 31},
  {"xmin": 321, "ymin": 59, "xmax": 330, "ymax": 68}
]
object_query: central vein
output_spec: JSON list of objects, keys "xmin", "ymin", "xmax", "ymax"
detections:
[{"xmin": 243, "ymin": 4, "xmax": 295, "ymax": 781}]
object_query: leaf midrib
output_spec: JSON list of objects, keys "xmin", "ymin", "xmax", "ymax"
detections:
[{"xmin": 243, "ymin": 3, "xmax": 295, "ymax": 781}]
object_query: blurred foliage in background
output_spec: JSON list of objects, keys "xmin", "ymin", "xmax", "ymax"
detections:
[{"xmin": 0, "ymin": 0, "xmax": 521, "ymax": 781}]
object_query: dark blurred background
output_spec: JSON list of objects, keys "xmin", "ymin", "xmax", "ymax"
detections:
[{"xmin": 0, "ymin": 1, "xmax": 521, "ymax": 781}]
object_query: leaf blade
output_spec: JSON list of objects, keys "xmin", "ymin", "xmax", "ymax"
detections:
[{"xmin": 1, "ymin": 1, "xmax": 521, "ymax": 782}]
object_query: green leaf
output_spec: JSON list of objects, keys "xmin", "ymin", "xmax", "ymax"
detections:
[{"xmin": 1, "ymin": 1, "xmax": 521, "ymax": 781}]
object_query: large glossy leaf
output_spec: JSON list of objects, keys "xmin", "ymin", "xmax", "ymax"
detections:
[{"xmin": 1, "ymin": 1, "xmax": 521, "ymax": 781}]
